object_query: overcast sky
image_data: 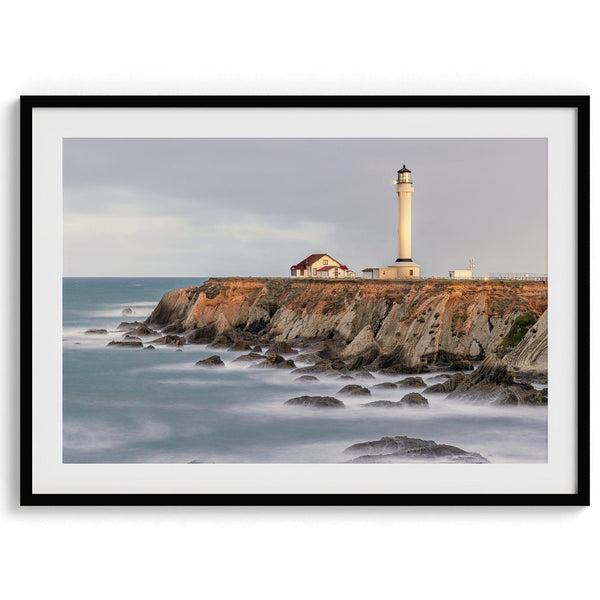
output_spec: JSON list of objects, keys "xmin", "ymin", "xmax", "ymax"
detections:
[{"xmin": 63, "ymin": 138, "xmax": 547, "ymax": 277}]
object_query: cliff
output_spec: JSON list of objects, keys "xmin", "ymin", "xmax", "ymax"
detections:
[
  {"xmin": 146, "ymin": 277, "xmax": 548, "ymax": 373},
  {"xmin": 503, "ymin": 309, "xmax": 548, "ymax": 375}
]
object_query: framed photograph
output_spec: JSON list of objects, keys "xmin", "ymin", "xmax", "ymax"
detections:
[{"xmin": 21, "ymin": 95, "xmax": 589, "ymax": 506}]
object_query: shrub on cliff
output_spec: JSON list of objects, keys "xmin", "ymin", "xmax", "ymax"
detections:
[{"xmin": 501, "ymin": 312, "xmax": 537, "ymax": 347}]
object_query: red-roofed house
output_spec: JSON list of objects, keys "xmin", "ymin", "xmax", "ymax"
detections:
[{"xmin": 290, "ymin": 254, "xmax": 355, "ymax": 279}]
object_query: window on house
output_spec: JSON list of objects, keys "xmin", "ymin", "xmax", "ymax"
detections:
[
  {"xmin": 410, "ymin": 269, "xmax": 413, "ymax": 276},
  {"xmin": 323, "ymin": 259, "xmax": 328, "ymax": 265}
]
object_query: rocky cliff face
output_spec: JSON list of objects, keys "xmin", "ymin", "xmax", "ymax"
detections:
[
  {"xmin": 503, "ymin": 309, "xmax": 548, "ymax": 375},
  {"xmin": 146, "ymin": 277, "xmax": 548, "ymax": 372}
]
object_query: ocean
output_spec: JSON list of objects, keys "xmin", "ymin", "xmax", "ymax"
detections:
[{"xmin": 63, "ymin": 277, "xmax": 548, "ymax": 464}]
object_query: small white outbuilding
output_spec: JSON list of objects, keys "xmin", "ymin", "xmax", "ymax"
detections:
[{"xmin": 448, "ymin": 269, "xmax": 474, "ymax": 279}]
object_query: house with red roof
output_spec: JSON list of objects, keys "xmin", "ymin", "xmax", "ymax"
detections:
[{"xmin": 290, "ymin": 253, "xmax": 356, "ymax": 279}]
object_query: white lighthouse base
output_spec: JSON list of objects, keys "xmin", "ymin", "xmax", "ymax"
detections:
[{"xmin": 361, "ymin": 262, "xmax": 421, "ymax": 280}]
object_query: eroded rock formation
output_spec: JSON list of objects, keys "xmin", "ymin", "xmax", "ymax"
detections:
[
  {"xmin": 146, "ymin": 277, "xmax": 547, "ymax": 373},
  {"xmin": 344, "ymin": 435, "xmax": 488, "ymax": 463}
]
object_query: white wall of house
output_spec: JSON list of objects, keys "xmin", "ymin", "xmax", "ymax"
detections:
[
  {"xmin": 449, "ymin": 269, "xmax": 473, "ymax": 279},
  {"xmin": 310, "ymin": 255, "xmax": 339, "ymax": 274}
]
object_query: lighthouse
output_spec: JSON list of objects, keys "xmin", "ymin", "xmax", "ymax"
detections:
[
  {"xmin": 395, "ymin": 165, "xmax": 414, "ymax": 262},
  {"xmin": 361, "ymin": 164, "xmax": 421, "ymax": 279}
]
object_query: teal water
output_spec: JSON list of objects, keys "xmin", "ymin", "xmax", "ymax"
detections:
[{"xmin": 63, "ymin": 278, "xmax": 548, "ymax": 464}]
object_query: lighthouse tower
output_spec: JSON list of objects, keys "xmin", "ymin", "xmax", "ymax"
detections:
[
  {"xmin": 395, "ymin": 165, "xmax": 414, "ymax": 262},
  {"xmin": 360, "ymin": 164, "xmax": 421, "ymax": 280},
  {"xmin": 385, "ymin": 165, "xmax": 420, "ymax": 278}
]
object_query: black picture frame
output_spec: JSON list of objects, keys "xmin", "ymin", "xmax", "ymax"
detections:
[{"xmin": 20, "ymin": 95, "xmax": 590, "ymax": 507}]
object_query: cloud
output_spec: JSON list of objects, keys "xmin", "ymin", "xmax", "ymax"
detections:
[
  {"xmin": 63, "ymin": 186, "xmax": 338, "ymax": 276},
  {"xmin": 64, "ymin": 212, "xmax": 190, "ymax": 239},
  {"xmin": 63, "ymin": 138, "xmax": 548, "ymax": 277}
]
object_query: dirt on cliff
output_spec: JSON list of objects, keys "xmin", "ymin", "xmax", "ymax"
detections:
[{"xmin": 146, "ymin": 277, "xmax": 548, "ymax": 372}]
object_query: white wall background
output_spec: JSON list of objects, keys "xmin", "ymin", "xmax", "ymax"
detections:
[{"xmin": 1, "ymin": 2, "xmax": 597, "ymax": 599}]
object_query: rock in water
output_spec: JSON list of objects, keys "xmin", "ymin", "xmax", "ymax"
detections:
[
  {"xmin": 150, "ymin": 334, "xmax": 186, "ymax": 346},
  {"xmin": 336, "ymin": 384, "xmax": 371, "ymax": 396},
  {"xmin": 268, "ymin": 341, "xmax": 298, "ymax": 355},
  {"xmin": 127, "ymin": 324, "xmax": 158, "ymax": 336},
  {"xmin": 425, "ymin": 373, "xmax": 466, "ymax": 393},
  {"xmin": 121, "ymin": 307, "xmax": 134, "ymax": 316},
  {"xmin": 399, "ymin": 392, "xmax": 429, "ymax": 407},
  {"xmin": 371, "ymin": 382, "xmax": 398, "ymax": 390},
  {"xmin": 232, "ymin": 352, "xmax": 264, "ymax": 363},
  {"xmin": 445, "ymin": 355, "xmax": 546, "ymax": 405},
  {"xmin": 294, "ymin": 352, "xmax": 322, "ymax": 364},
  {"xmin": 229, "ymin": 340, "xmax": 252, "ymax": 351},
  {"xmin": 351, "ymin": 368, "xmax": 376, "ymax": 380},
  {"xmin": 285, "ymin": 395, "xmax": 344, "ymax": 408},
  {"xmin": 117, "ymin": 321, "xmax": 145, "ymax": 330},
  {"xmin": 344, "ymin": 435, "xmax": 488, "ymax": 463},
  {"xmin": 259, "ymin": 353, "xmax": 296, "ymax": 369},
  {"xmin": 107, "ymin": 340, "xmax": 143, "ymax": 348},
  {"xmin": 84, "ymin": 328, "xmax": 108, "ymax": 335},
  {"xmin": 362, "ymin": 400, "xmax": 400, "ymax": 408},
  {"xmin": 295, "ymin": 375, "xmax": 319, "ymax": 382},
  {"xmin": 144, "ymin": 345, "xmax": 156, "ymax": 350},
  {"xmin": 195, "ymin": 355, "xmax": 225, "ymax": 367},
  {"xmin": 396, "ymin": 376, "xmax": 427, "ymax": 388}
]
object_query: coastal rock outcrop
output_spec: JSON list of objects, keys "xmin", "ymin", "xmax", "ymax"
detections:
[
  {"xmin": 151, "ymin": 334, "xmax": 186, "ymax": 346},
  {"xmin": 337, "ymin": 384, "xmax": 371, "ymax": 396},
  {"xmin": 285, "ymin": 395, "xmax": 345, "ymax": 408},
  {"xmin": 292, "ymin": 358, "xmax": 349, "ymax": 377},
  {"xmin": 146, "ymin": 278, "xmax": 547, "ymax": 374},
  {"xmin": 229, "ymin": 340, "xmax": 252, "ymax": 351},
  {"xmin": 259, "ymin": 353, "xmax": 296, "ymax": 369},
  {"xmin": 448, "ymin": 360, "xmax": 474, "ymax": 371},
  {"xmin": 117, "ymin": 321, "xmax": 145, "ymax": 330},
  {"xmin": 107, "ymin": 340, "xmax": 143, "ymax": 348},
  {"xmin": 371, "ymin": 382, "xmax": 397, "ymax": 390},
  {"xmin": 442, "ymin": 355, "xmax": 546, "ymax": 405},
  {"xmin": 399, "ymin": 392, "xmax": 429, "ymax": 407},
  {"xmin": 397, "ymin": 376, "xmax": 426, "ymax": 388},
  {"xmin": 85, "ymin": 328, "xmax": 107, "ymax": 335},
  {"xmin": 232, "ymin": 352, "xmax": 264, "ymax": 363},
  {"xmin": 425, "ymin": 372, "xmax": 466, "ymax": 393},
  {"xmin": 268, "ymin": 341, "xmax": 298, "ymax": 355},
  {"xmin": 503, "ymin": 310, "xmax": 548, "ymax": 377},
  {"xmin": 127, "ymin": 324, "xmax": 158, "ymax": 336},
  {"xmin": 195, "ymin": 355, "xmax": 225, "ymax": 367},
  {"xmin": 363, "ymin": 400, "xmax": 400, "ymax": 408},
  {"xmin": 344, "ymin": 435, "xmax": 488, "ymax": 463},
  {"xmin": 363, "ymin": 393, "xmax": 429, "ymax": 408}
]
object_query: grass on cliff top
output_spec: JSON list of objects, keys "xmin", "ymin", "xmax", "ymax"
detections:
[{"xmin": 204, "ymin": 277, "xmax": 547, "ymax": 288}]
